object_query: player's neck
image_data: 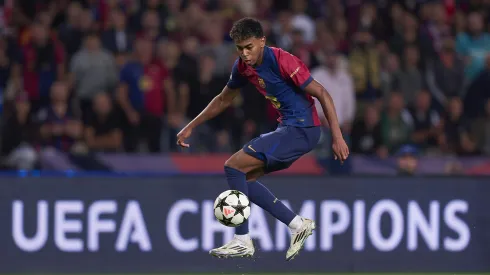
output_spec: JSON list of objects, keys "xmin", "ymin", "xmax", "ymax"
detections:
[{"xmin": 253, "ymin": 48, "xmax": 265, "ymax": 67}]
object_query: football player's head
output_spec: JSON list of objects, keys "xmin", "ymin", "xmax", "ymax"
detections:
[{"xmin": 230, "ymin": 17, "xmax": 265, "ymax": 67}]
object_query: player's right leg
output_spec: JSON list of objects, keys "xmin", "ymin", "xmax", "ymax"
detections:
[
  {"xmin": 209, "ymin": 150, "xmax": 263, "ymax": 258},
  {"xmin": 208, "ymin": 234, "xmax": 255, "ymax": 258},
  {"xmin": 247, "ymin": 169, "xmax": 315, "ymax": 261}
]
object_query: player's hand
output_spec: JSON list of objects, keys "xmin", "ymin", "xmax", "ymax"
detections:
[
  {"xmin": 176, "ymin": 126, "xmax": 192, "ymax": 148},
  {"xmin": 332, "ymin": 137, "xmax": 349, "ymax": 164}
]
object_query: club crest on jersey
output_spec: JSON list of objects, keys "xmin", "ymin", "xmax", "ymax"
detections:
[{"xmin": 258, "ymin": 77, "xmax": 266, "ymax": 88}]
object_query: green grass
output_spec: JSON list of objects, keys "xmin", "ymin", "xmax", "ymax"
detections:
[
  {"xmin": 147, "ymin": 274, "xmax": 490, "ymax": 275},
  {"xmin": 130, "ymin": 274, "xmax": 490, "ymax": 275},
  {"xmin": 56, "ymin": 274, "xmax": 482, "ymax": 275}
]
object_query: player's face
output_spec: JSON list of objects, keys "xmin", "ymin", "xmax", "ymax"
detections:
[{"xmin": 234, "ymin": 36, "xmax": 265, "ymax": 66}]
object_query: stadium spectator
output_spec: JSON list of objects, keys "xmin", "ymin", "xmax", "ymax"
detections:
[
  {"xmin": 0, "ymin": 0, "xmax": 13, "ymax": 34},
  {"xmin": 351, "ymin": 105, "xmax": 384, "ymax": 157},
  {"xmin": 389, "ymin": 12, "xmax": 419, "ymax": 58},
  {"xmin": 117, "ymin": 37, "xmax": 169, "ymax": 153},
  {"xmin": 1, "ymin": 93, "xmax": 38, "ymax": 170},
  {"xmin": 379, "ymin": 52, "xmax": 400, "ymax": 100},
  {"xmin": 419, "ymin": 3, "xmax": 452, "ymax": 60},
  {"xmin": 184, "ymin": 52, "xmax": 227, "ymax": 152},
  {"xmin": 470, "ymin": 98, "xmax": 490, "ymax": 155},
  {"xmin": 199, "ymin": 18, "xmax": 234, "ymax": 78},
  {"xmin": 408, "ymin": 90, "xmax": 441, "ymax": 151},
  {"xmin": 456, "ymin": 11, "xmax": 490, "ymax": 83},
  {"xmin": 464, "ymin": 54, "xmax": 490, "ymax": 119},
  {"xmin": 392, "ymin": 45, "xmax": 423, "ymax": 107},
  {"xmin": 37, "ymin": 81, "xmax": 82, "ymax": 153},
  {"xmin": 58, "ymin": 2, "xmax": 84, "ymax": 62},
  {"xmin": 358, "ymin": 2, "xmax": 387, "ymax": 43},
  {"xmin": 331, "ymin": 17, "xmax": 349, "ymax": 55},
  {"xmin": 453, "ymin": 11, "xmax": 467, "ymax": 34},
  {"xmin": 272, "ymin": 10, "xmax": 293, "ymax": 51},
  {"xmin": 101, "ymin": 8, "xmax": 133, "ymax": 57},
  {"xmin": 396, "ymin": 145, "xmax": 419, "ymax": 175},
  {"xmin": 0, "ymin": 0, "xmax": 489, "ymax": 161},
  {"xmin": 290, "ymin": 28, "xmax": 313, "ymax": 67},
  {"xmin": 425, "ymin": 38, "xmax": 465, "ymax": 111},
  {"xmin": 255, "ymin": 0, "xmax": 274, "ymax": 20},
  {"xmin": 311, "ymin": 48, "xmax": 355, "ymax": 133},
  {"xmin": 381, "ymin": 92, "xmax": 413, "ymax": 154},
  {"xmin": 290, "ymin": 0, "xmax": 315, "ymax": 44},
  {"xmin": 349, "ymin": 28, "xmax": 381, "ymax": 104},
  {"xmin": 0, "ymin": 33, "xmax": 21, "ymax": 112},
  {"xmin": 61, "ymin": 7, "xmax": 96, "ymax": 62},
  {"xmin": 69, "ymin": 32, "xmax": 118, "ymax": 123},
  {"xmin": 22, "ymin": 21, "xmax": 65, "ymax": 112},
  {"xmin": 84, "ymin": 92, "xmax": 122, "ymax": 152},
  {"xmin": 156, "ymin": 39, "xmax": 188, "ymax": 151},
  {"xmin": 138, "ymin": 10, "xmax": 163, "ymax": 43},
  {"xmin": 439, "ymin": 97, "xmax": 476, "ymax": 155}
]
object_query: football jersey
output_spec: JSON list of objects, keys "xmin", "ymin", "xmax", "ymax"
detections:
[{"xmin": 227, "ymin": 46, "xmax": 321, "ymax": 127}]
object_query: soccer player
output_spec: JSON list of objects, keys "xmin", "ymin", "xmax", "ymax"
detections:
[{"xmin": 176, "ymin": 18, "xmax": 349, "ymax": 260}]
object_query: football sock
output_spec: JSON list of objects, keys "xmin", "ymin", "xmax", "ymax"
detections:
[
  {"xmin": 248, "ymin": 180, "xmax": 296, "ymax": 226},
  {"xmin": 224, "ymin": 166, "xmax": 249, "ymax": 235},
  {"xmin": 288, "ymin": 215, "xmax": 304, "ymax": 233},
  {"xmin": 234, "ymin": 233, "xmax": 251, "ymax": 243}
]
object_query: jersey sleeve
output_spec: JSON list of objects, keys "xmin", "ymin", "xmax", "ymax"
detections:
[
  {"xmin": 276, "ymin": 49, "xmax": 313, "ymax": 90},
  {"xmin": 226, "ymin": 59, "xmax": 248, "ymax": 89}
]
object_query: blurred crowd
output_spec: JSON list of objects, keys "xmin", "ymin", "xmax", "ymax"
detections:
[{"xmin": 0, "ymin": 0, "xmax": 489, "ymax": 169}]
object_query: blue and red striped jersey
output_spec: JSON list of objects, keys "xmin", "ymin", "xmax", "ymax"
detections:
[{"xmin": 227, "ymin": 46, "xmax": 321, "ymax": 127}]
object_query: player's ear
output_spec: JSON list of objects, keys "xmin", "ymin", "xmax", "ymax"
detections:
[{"xmin": 260, "ymin": 36, "xmax": 266, "ymax": 48}]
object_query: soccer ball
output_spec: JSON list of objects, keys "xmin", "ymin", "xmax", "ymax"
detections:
[{"xmin": 214, "ymin": 190, "xmax": 251, "ymax": 227}]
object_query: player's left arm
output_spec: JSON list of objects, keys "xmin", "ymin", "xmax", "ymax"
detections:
[
  {"xmin": 305, "ymin": 80, "xmax": 350, "ymax": 161},
  {"xmin": 304, "ymin": 80, "xmax": 342, "ymax": 138},
  {"xmin": 277, "ymin": 49, "xmax": 349, "ymax": 161},
  {"xmin": 277, "ymin": 50, "xmax": 343, "ymax": 139}
]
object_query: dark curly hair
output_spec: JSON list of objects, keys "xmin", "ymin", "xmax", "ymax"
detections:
[{"xmin": 229, "ymin": 17, "xmax": 264, "ymax": 42}]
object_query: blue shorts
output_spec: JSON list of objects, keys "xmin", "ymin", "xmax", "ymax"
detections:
[{"xmin": 243, "ymin": 126, "xmax": 321, "ymax": 174}]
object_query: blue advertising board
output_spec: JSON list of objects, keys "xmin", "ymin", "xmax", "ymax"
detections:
[{"xmin": 0, "ymin": 176, "xmax": 489, "ymax": 273}]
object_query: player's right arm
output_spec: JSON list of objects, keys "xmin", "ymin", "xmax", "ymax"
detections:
[
  {"xmin": 177, "ymin": 59, "xmax": 247, "ymax": 147},
  {"xmin": 188, "ymin": 86, "xmax": 240, "ymax": 129},
  {"xmin": 176, "ymin": 86, "xmax": 239, "ymax": 148}
]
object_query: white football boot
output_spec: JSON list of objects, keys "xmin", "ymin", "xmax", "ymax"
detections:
[
  {"xmin": 286, "ymin": 217, "xmax": 316, "ymax": 261},
  {"xmin": 209, "ymin": 236, "xmax": 255, "ymax": 258}
]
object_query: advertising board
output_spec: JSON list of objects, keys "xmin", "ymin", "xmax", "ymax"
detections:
[{"xmin": 1, "ymin": 176, "xmax": 489, "ymax": 273}]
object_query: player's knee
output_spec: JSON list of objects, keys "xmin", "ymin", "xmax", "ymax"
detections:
[
  {"xmin": 246, "ymin": 168, "xmax": 264, "ymax": 182},
  {"xmin": 245, "ymin": 171, "xmax": 254, "ymax": 181},
  {"xmin": 224, "ymin": 157, "xmax": 240, "ymax": 171},
  {"xmin": 225, "ymin": 150, "xmax": 263, "ymax": 173}
]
